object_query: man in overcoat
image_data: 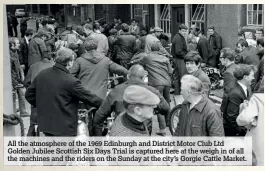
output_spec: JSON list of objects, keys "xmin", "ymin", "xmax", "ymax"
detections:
[{"xmin": 25, "ymin": 48, "xmax": 103, "ymax": 136}]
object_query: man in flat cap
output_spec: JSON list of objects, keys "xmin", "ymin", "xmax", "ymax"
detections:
[
  {"xmin": 145, "ymin": 27, "xmax": 171, "ymax": 58},
  {"xmin": 109, "ymin": 85, "xmax": 160, "ymax": 136}
]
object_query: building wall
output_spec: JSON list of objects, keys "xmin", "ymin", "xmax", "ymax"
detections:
[{"xmin": 206, "ymin": 4, "xmax": 242, "ymax": 49}]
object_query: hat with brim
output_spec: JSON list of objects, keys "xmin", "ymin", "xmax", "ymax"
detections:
[{"xmin": 123, "ymin": 85, "xmax": 160, "ymax": 105}]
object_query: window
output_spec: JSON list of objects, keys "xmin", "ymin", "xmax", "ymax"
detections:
[
  {"xmin": 247, "ymin": 4, "xmax": 264, "ymax": 25},
  {"xmin": 133, "ymin": 4, "xmax": 143, "ymax": 24},
  {"xmin": 189, "ymin": 4, "xmax": 205, "ymax": 34},
  {"xmin": 159, "ymin": 4, "xmax": 171, "ymax": 34}
]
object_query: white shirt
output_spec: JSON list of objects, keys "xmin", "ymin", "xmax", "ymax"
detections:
[
  {"xmin": 195, "ymin": 37, "xmax": 200, "ymax": 43},
  {"xmin": 24, "ymin": 36, "xmax": 29, "ymax": 44},
  {"xmin": 237, "ymin": 81, "xmax": 248, "ymax": 97}
]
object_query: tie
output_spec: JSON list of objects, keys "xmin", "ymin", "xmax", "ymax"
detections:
[{"xmin": 246, "ymin": 88, "xmax": 251, "ymax": 100}]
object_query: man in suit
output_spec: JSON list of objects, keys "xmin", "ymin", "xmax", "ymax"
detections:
[
  {"xmin": 223, "ymin": 64, "xmax": 256, "ymax": 136},
  {"xmin": 191, "ymin": 29, "xmax": 216, "ymax": 67},
  {"xmin": 219, "ymin": 48, "xmax": 238, "ymax": 113},
  {"xmin": 171, "ymin": 24, "xmax": 188, "ymax": 95},
  {"xmin": 25, "ymin": 48, "xmax": 103, "ymax": 136},
  {"xmin": 208, "ymin": 25, "xmax": 222, "ymax": 68},
  {"xmin": 19, "ymin": 29, "xmax": 34, "ymax": 75}
]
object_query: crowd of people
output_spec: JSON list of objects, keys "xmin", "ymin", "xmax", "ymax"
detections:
[{"xmin": 8, "ymin": 14, "xmax": 264, "ymax": 165}]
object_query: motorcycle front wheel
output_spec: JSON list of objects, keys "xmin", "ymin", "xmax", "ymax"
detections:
[{"xmin": 169, "ymin": 104, "xmax": 182, "ymax": 135}]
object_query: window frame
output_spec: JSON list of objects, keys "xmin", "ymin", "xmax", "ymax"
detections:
[{"xmin": 247, "ymin": 4, "xmax": 264, "ymax": 26}]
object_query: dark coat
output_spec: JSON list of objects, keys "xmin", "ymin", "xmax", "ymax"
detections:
[
  {"xmin": 208, "ymin": 31, "xmax": 222, "ymax": 57},
  {"xmin": 171, "ymin": 33, "xmax": 187, "ymax": 59},
  {"xmin": 223, "ymin": 82, "xmax": 250, "ymax": 136},
  {"xmin": 93, "ymin": 78, "xmax": 170, "ymax": 135},
  {"xmin": 11, "ymin": 16, "xmax": 18, "ymax": 27},
  {"xmin": 197, "ymin": 37, "xmax": 216, "ymax": 67},
  {"xmin": 237, "ymin": 46, "xmax": 260, "ymax": 66},
  {"xmin": 114, "ymin": 32, "xmax": 136, "ymax": 68},
  {"xmin": 28, "ymin": 36, "xmax": 49, "ymax": 67},
  {"xmin": 253, "ymin": 52, "xmax": 264, "ymax": 92},
  {"xmin": 220, "ymin": 63, "xmax": 238, "ymax": 113},
  {"xmin": 174, "ymin": 95, "xmax": 224, "ymax": 136},
  {"xmin": 19, "ymin": 37, "xmax": 29, "ymax": 66},
  {"xmin": 10, "ymin": 49, "xmax": 22, "ymax": 88},
  {"xmin": 70, "ymin": 50, "xmax": 128, "ymax": 99},
  {"xmin": 20, "ymin": 17, "xmax": 30, "ymax": 31},
  {"xmin": 23, "ymin": 59, "xmax": 55, "ymax": 88},
  {"xmin": 25, "ymin": 63, "xmax": 103, "ymax": 136},
  {"xmin": 223, "ymin": 63, "xmax": 238, "ymax": 96},
  {"xmin": 192, "ymin": 68, "xmax": 211, "ymax": 96}
]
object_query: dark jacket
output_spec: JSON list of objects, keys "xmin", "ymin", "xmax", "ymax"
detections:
[
  {"xmin": 11, "ymin": 16, "xmax": 18, "ymax": 27},
  {"xmin": 93, "ymin": 78, "xmax": 170, "ymax": 135},
  {"xmin": 19, "ymin": 37, "xmax": 29, "ymax": 66},
  {"xmin": 223, "ymin": 82, "xmax": 250, "ymax": 136},
  {"xmin": 208, "ymin": 31, "xmax": 222, "ymax": 57},
  {"xmin": 70, "ymin": 50, "xmax": 128, "ymax": 99},
  {"xmin": 10, "ymin": 49, "xmax": 22, "ymax": 88},
  {"xmin": 134, "ymin": 51, "xmax": 172, "ymax": 87},
  {"xmin": 23, "ymin": 59, "xmax": 55, "ymax": 88},
  {"xmin": 192, "ymin": 68, "xmax": 211, "ymax": 96},
  {"xmin": 171, "ymin": 33, "xmax": 187, "ymax": 59},
  {"xmin": 222, "ymin": 63, "xmax": 237, "ymax": 95},
  {"xmin": 220, "ymin": 63, "xmax": 238, "ymax": 113},
  {"xmin": 114, "ymin": 32, "xmax": 136, "ymax": 68},
  {"xmin": 25, "ymin": 63, "xmax": 103, "ymax": 136},
  {"xmin": 253, "ymin": 51, "xmax": 264, "ymax": 92},
  {"xmin": 28, "ymin": 36, "xmax": 49, "ymax": 67},
  {"xmin": 197, "ymin": 37, "xmax": 216, "ymax": 67},
  {"xmin": 237, "ymin": 46, "xmax": 260, "ymax": 66},
  {"xmin": 20, "ymin": 17, "xmax": 30, "ymax": 31},
  {"xmin": 174, "ymin": 95, "xmax": 224, "ymax": 136}
]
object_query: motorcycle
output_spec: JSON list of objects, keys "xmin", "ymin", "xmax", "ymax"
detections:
[{"xmin": 168, "ymin": 65, "xmax": 223, "ymax": 135}]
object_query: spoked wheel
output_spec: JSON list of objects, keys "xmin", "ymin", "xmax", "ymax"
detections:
[{"xmin": 169, "ymin": 104, "xmax": 182, "ymax": 135}]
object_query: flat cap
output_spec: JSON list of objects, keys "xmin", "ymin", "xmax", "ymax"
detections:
[
  {"xmin": 154, "ymin": 27, "xmax": 163, "ymax": 32},
  {"xmin": 37, "ymin": 30, "xmax": 49, "ymax": 37},
  {"xmin": 123, "ymin": 85, "xmax": 160, "ymax": 105}
]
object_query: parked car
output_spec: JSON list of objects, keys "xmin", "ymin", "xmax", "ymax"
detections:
[{"xmin": 15, "ymin": 9, "xmax": 26, "ymax": 17}]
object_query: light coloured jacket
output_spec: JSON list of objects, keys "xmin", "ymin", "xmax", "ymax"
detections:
[
  {"xmin": 237, "ymin": 93, "xmax": 264, "ymax": 166},
  {"xmin": 145, "ymin": 34, "xmax": 170, "ymax": 57},
  {"xmin": 91, "ymin": 32, "xmax": 109, "ymax": 56}
]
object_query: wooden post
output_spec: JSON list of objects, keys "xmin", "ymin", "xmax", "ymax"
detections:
[{"xmin": 3, "ymin": 5, "xmax": 18, "ymax": 136}]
